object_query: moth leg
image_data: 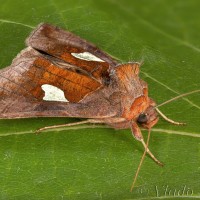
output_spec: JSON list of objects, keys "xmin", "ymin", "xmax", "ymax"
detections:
[
  {"xmin": 131, "ymin": 128, "xmax": 151, "ymax": 191},
  {"xmin": 35, "ymin": 119, "xmax": 105, "ymax": 134},
  {"xmin": 131, "ymin": 121, "xmax": 163, "ymax": 166}
]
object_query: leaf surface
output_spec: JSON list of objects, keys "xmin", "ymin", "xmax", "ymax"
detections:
[{"xmin": 0, "ymin": 0, "xmax": 200, "ymax": 199}]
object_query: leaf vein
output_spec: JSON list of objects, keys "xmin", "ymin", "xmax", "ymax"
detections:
[{"xmin": 0, "ymin": 19, "xmax": 34, "ymax": 29}]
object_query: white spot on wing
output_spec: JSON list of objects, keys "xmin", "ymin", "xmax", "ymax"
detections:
[
  {"xmin": 41, "ymin": 84, "xmax": 68, "ymax": 102},
  {"xmin": 71, "ymin": 52, "xmax": 105, "ymax": 62}
]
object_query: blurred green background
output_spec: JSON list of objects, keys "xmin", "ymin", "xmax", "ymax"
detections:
[{"xmin": 0, "ymin": 0, "xmax": 200, "ymax": 199}]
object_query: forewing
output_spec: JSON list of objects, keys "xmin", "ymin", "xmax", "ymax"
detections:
[
  {"xmin": 0, "ymin": 47, "xmax": 114, "ymax": 118},
  {"xmin": 0, "ymin": 23, "xmax": 120, "ymax": 119},
  {"xmin": 26, "ymin": 23, "xmax": 118, "ymax": 82}
]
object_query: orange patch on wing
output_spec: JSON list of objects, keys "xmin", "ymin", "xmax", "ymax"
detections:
[
  {"xmin": 25, "ymin": 57, "xmax": 101, "ymax": 102},
  {"xmin": 45, "ymin": 48, "xmax": 110, "ymax": 82}
]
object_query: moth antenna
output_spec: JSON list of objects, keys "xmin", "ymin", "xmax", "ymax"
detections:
[
  {"xmin": 156, "ymin": 89, "xmax": 200, "ymax": 108},
  {"xmin": 130, "ymin": 129, "xmax": 151, "ymax": 192},
  {"xmin": 155, "ymin": 108, "xmax": 186, "ymax": 125}
]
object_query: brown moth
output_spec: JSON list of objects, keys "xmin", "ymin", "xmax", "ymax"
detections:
[{"xmin": 0, "ymin": 23, "xmax": 199, "ymax": 190}]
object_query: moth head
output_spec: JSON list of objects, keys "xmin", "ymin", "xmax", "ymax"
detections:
[
  {"xmin": 136, "ymin": 98, "xmax": 159, "ymax": 129},
  {"xmin": 137, "ymin": 90, "xmax": 196, "ymax": 128}
]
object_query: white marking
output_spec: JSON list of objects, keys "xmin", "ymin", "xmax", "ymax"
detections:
[
  {"xmin": 41, "ymin": 84, "xmax": 68, "ymax": 102},
  {"xmin": 71, "ymin": 52, "xmax": 105, "ymax": 62}
]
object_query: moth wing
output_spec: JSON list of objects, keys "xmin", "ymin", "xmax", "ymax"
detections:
[
  {"xmin": 26, "ymin": 23, "xmax": 118, "ymax": 82},
  {"xmin": 0, "ymin": 47, "xmax": 116, "ymax": 118}
]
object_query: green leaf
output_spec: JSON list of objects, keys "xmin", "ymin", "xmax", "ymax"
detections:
[{"xmin": 0, "ymin": 0, "xmax": 200, "ymax": 199}]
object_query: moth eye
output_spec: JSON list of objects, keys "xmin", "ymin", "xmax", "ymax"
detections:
[{"xmin": 137, "ymin": 113, "xmax": 148, "ymax": 124}]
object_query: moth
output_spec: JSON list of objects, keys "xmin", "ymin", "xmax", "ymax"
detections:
[{"xmin": 0, "ymin": 23, "xmax": 199, "ymax": 190}]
